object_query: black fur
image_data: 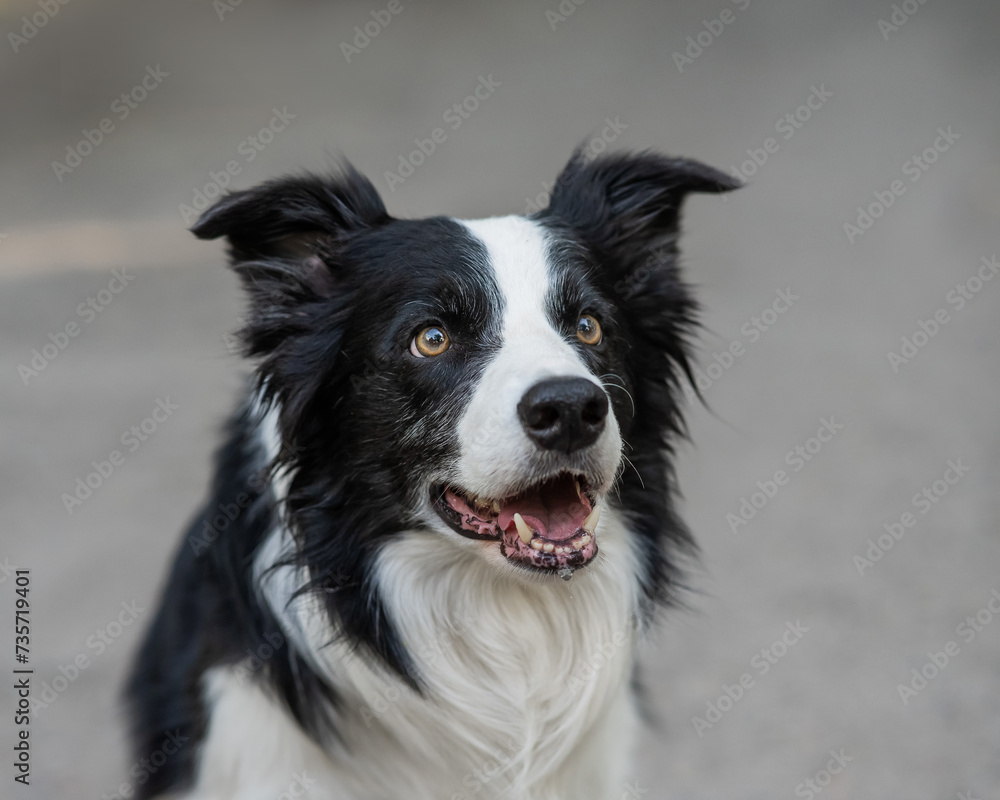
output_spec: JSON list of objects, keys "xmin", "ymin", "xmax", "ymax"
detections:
[{"xmin": 126, "ymin": 151, "xmax": 736, "ymax": 797}]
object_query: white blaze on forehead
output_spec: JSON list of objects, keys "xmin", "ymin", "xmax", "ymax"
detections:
[
  {"xmin": 453, "ymin": 215, "xmax": 621, "ymax": 498},
  {"xmin": 459, "ymin": 215, "xmax": 576, "ymax": 368}
]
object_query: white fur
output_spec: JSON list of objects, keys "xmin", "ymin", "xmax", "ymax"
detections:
[
  {"xmin": 365, "ymin": 513, "xmax": 643, "ymax": 800},
  {"xmin": 455, "ymin": 216, "xmax": 623, "ymax": 501},
  {"xmin": 180, "ymin": 217, "xmax": 644, "ymax": 800},
  {"xmin": 184, "ymin": 668, "xmax": 343, "ymax": 800},
  {"xmin": 189, "ymin": 512, "xmax": 643, "ymax": 800}
]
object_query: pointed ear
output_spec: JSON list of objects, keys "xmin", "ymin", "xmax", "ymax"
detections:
[
  {"xmin": 191, "ymin": 163, "xmax": 391, "ymax": 296},
  {"xmin": 539, "ymin": 149, "xmax": 738, "ymax": 267},
  {"xmin": 192, "ymin": 165, "xmax": 390, "ymax": 420}
]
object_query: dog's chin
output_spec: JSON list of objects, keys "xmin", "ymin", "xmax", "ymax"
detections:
[{"xmin": 430, "ymin": 471, "xmax": 603, "ymax": 577}]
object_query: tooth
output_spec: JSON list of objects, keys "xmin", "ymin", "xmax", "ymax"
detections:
[
  {"xmin": 492, "ymin": 500, "xmax": 501, "ymax": 514},
  {"xmin": 530, "ymin": 539, "xmax": 544, "ymax": 551},
  {"xmin": 574, "ymin": 479, "xmax": 582, "ymax": 499},
  {"xmin": 579, "ymin": 533, "xmax": 592, "ymax": 546},
  {"xmin": 513, "ymin": 513, "xmax": 533, "ymax": 544},
  {"xmin": 582, "ymin": 505, "xmax": 600, "ymax": 533},
  {"xmin": 543, "ymin": 542, "xmax": 555, "ymax": 553}
]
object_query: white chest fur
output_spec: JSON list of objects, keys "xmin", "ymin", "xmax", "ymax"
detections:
[{"xmin": 186, "ymin": 508, "xmax": 643, "ymax": 800}]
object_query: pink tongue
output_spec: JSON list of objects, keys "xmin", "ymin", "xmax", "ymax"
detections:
[{"xmin": 497, "ymin": 477, "xmax": 591, "ymax": 541}]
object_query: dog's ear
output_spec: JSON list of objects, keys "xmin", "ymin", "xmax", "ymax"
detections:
[
  {"xmin": 192, "ymin": 165, "xmax": 390, "ymax": 422},
  {"xmin": 541, "ymin": 150, "xmax": 737, "ymax": 413},
  {"xmin": 191, "ymin": 163, "xmax": 391, "ymax": 298},
  {"xmin": 539, "ymin": 149, "xmax": 738, "ymax": 271}
]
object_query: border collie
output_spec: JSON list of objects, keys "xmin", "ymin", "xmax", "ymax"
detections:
[{"xmin": 127, "ymin": 149, "xmax": 736, "ymax": 799}]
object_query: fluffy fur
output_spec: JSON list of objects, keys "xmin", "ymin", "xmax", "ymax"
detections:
[{"xmin": 127, "ymin": 149, "xmax": 737, "ymax": 799}]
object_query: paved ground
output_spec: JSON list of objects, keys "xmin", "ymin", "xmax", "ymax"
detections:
[{"xmin": 1, "ymin": 0, "xmax": 998, "ymax": 797}]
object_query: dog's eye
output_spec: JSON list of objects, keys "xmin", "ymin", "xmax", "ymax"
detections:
[
  {"xmin": 576, "ymin": 315, "xmax": 602, "ymax": 346},
  {"xmin": 411, "ymin": 326, "xmax": 451, "ymax": 358}
]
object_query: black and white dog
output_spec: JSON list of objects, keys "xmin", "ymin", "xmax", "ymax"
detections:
[{"xmin": 127, "ymin": 149, "xmax": 736, "ymax": 799}]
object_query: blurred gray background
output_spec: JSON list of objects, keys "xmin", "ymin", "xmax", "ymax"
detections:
[{"xmin": 1, "ymin": 0, "xmax": 998, "ymax": 797}]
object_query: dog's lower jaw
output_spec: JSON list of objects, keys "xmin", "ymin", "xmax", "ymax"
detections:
[{"xmin": 180, "ymin": 506, "xmax": 644, "ymax": 800}]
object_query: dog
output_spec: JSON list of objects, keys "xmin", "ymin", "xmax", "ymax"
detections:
[{"xmin": 126, "ymin": 149, "xmax": 737, "ymax": 799}]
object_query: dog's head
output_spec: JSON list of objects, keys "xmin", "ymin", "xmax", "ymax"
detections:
[{"xmin": 193, "ymin": 151, "xmax": 735, "ymax": 587}]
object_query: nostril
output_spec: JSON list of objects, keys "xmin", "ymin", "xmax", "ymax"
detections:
[
  {"xmin": 581, "ymin": 398, "xmax": 607, "ymax": 426},
  {"xmin": 528, "ymin": 405, "xmax": 559, "ymax": 432}
]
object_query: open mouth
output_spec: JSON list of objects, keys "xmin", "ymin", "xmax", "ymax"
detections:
[{"xmin": 431, "ymin": 472, "xmax": 600, "ymax": 576}]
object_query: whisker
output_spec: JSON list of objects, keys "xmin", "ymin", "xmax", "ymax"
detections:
[
  {"xmin": 599, "ymin": 377, "xmax": 635, "ymax": 417},
  {"xmin": 620, "ymin": 453, "xmax": 644, "ymax": 489},
  {"xmin": 615, "ymin": 435, "xmax": 645, "ymax": 491}
]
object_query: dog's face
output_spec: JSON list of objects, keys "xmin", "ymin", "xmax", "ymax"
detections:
[
  {"xmin": 333, "ymin": 212, "xmax": 630, "ymax": 576},
  {"xmin": 194, "ymin": 152, "xmax": 736, "ymax": 581}
]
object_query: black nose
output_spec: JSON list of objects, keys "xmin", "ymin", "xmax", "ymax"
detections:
[{"xmin": 518, "ymin": 377, "xmax": 609, "ymax": 454}]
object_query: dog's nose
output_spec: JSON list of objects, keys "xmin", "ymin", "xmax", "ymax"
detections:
[{"xmin": 518, "ymin": 377, "xmax": 609, "ymax": 454}]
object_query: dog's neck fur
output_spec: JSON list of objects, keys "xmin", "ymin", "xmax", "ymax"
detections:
[{"xmin": 188, "ymin": 407, "xmax": 644, "ymax": 800}]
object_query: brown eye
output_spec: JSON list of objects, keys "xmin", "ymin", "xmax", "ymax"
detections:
[
  {"xmin": 576, "ymin": 315, "xmax": 602, "ymax": 346},
  {"xmin": 411, "ymin": 326, "xmax": 450, "ymax": 358}
]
